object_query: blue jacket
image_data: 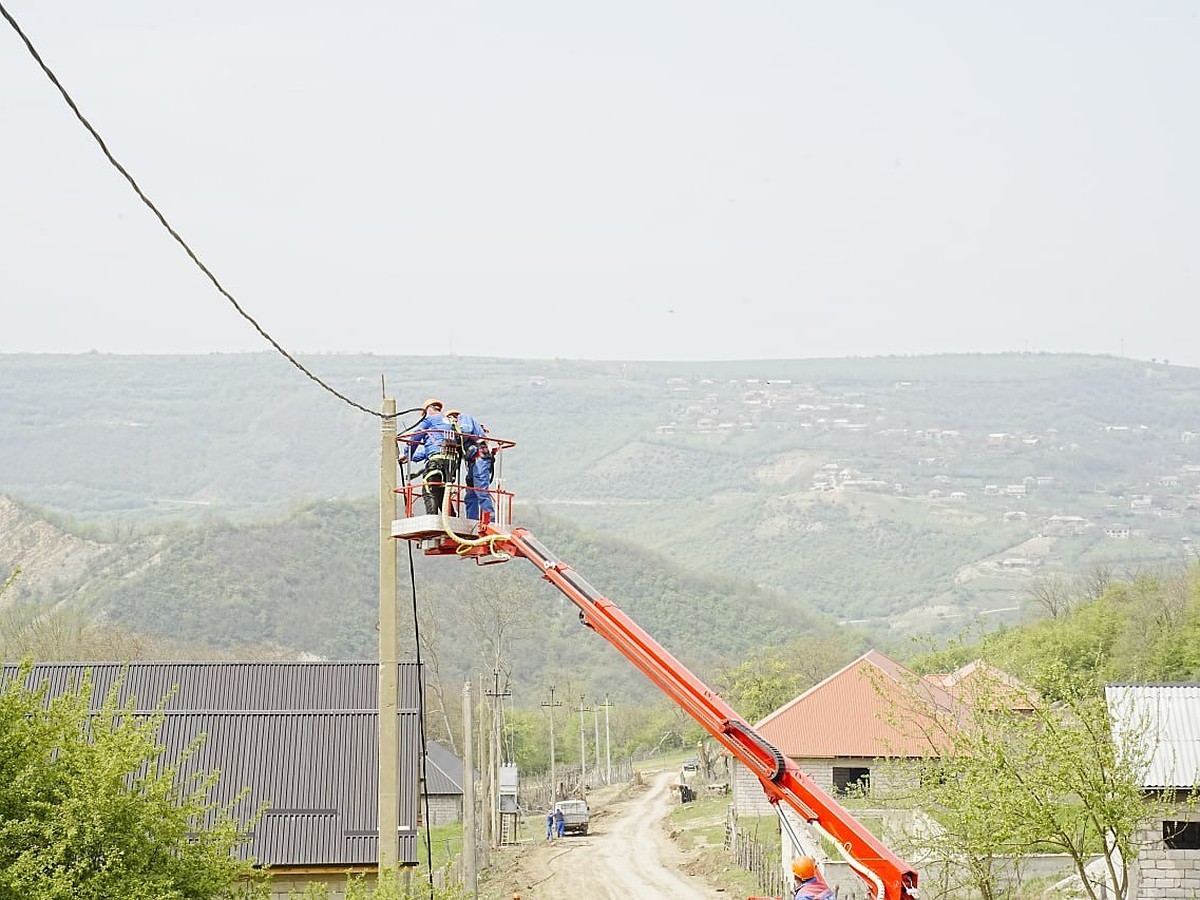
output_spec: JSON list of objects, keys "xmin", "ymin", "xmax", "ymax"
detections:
[
  {"xmin": 404, "ymin": 412, "xmax": 452, "ymax": 464},
  {"xmin": 793, "ymin": 875, "xmax": 835, "ymax": 900},
  {"xmin": 452, "ymin": 413, "xmax": 490, "ymax": 461}
]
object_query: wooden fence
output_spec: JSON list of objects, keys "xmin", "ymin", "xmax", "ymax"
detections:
[{"xmin": 725, "ymin": 807, "xmax": 788, "ymax": 898}]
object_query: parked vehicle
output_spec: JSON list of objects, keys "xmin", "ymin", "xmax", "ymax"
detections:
[{"xmin": 552, "ymin": 799, "xmax": 590, "ymax": 835}]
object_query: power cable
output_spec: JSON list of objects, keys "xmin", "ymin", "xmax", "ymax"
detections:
[
  {"xmin": 0, "ymin": 2, "xmax": 404, "ymax": 420},
  {"xmin": 405, "ymin": 539, "xmax": 437, "ymax": 899},
  {"xmin": 7, "ymin": 6, "xmax": 446, "ymax": 890}
]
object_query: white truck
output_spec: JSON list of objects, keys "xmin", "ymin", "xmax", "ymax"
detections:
[{"xmin": 553, "ymin": 799, "xmax": 590, "ymax": 836}]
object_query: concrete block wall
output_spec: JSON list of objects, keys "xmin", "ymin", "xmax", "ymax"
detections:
[
  {"xmin": 732, "ymin": 757, "xmax": 920, "ymax": 815},
  {"xmin": 1130, "ymin": 813, "xmax": 1200, "ymax": 899},
  {"xmin": 267, "ymin": 871, "xmax": 369, "ymax": 899},
  {"xmin": 422, "ymin": 793, "xmax": 462, "ymax": 827}
]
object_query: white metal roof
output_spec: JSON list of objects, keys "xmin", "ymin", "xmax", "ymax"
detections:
[{"xmin": 1105, "ymin": 683, "xmax": 1200, "ymax": 790}]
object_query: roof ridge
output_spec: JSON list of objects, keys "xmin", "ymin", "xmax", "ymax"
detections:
[{"xmin": 756, "ymin": 649, "xmax": 891, "ymax": 728}]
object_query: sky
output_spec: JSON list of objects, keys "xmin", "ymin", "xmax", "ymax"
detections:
[{"xmin": 2, "ymin": 1, "xmax": 1198, "ymax": 364}]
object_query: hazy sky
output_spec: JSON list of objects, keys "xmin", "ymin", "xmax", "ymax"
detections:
[{"xmin": 3, "ymin": 2, "xmax": 1197, "ymax": 364}]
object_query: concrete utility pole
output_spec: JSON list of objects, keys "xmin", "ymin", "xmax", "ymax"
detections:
[
  {"xmin": 485, "ymin": 670, "xmax": 511, "ymax": 846},
  {"xmin": 378, "ymin": 397, "xmax": 399, "ymax": 870},
  {"xmin": 462, "ymin": 682, "xmax": 477, "ymax": 898},
  {"xmin": 578, "ymin": 696, "xmax": 591, "ymax": 791},
  {"xmin": 593, "ymin": 702, "xmax": 601, "ymax": 776},
  {"xmin": 477, "ymin": 673, "xmax": 490, "ymax": 847},
  {"xmin": 601, "ymin": 695, "xmax": 613, "ymax": 784},
  {"xmin": 540, "ymin": 686, "xmax": 562, "ymax": 801}
]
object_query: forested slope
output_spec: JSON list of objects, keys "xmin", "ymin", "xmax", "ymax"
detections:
[{"xmin": 6, "ymin": 499, "xmax": 828, "ymax": 699}]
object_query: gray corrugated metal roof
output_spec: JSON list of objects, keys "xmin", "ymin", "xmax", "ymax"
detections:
[
  {"xmin": 425, "ymin": 740, "xmax": 464, "ymax": 796},
  {"xmin": 1105, "ymin": 683, "xmax": 1200, "ymax": 790},
  {"xmin": 0, "ymin": 661, "xmax": 421, "ymax": 712},
  {"xmin": 1, "ymin": 662, "xmax": 423, "ymax": 867}
]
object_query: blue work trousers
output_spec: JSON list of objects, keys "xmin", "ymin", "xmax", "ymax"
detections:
[{"xmin": 464, "ymin": 455, "xmax": 494, "ymax": 518}]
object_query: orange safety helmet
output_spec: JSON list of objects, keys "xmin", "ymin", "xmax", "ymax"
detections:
[
  {"xmin": 444, "ymin": 409, "xmax": 461, "ymax": 418},
  {"xmin": 422, "ymin": 397, "xmax": 443, "ymax": 413},
  {"xmin": 792, "ymin": 856, "xmax": 817, "ymax": 881}
]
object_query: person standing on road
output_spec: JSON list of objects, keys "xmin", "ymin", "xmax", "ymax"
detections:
[
  {"xmin": 553, "ymin": 807, "xmax": 565, "ymax": 838},
  {"xmin": 545, "ymin": 811, "xmax": 554, "ymax": 840},
  {"xmin": 791, "ymin": 856, "xmax": 834, "ymax": 900}
]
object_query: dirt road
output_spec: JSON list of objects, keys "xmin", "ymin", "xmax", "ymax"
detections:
[{"xmin": 482, "ymin": 771, "xmax": 720, "ymax": 899}]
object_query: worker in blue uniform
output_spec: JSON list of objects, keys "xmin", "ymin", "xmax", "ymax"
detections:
[
  {"xmin": 444, "ymin": 409, "xmax": 495, "ymax": 520},
  {"xmin": 401, "ymin": 398, "xmax": 459, "ymax": 515}
]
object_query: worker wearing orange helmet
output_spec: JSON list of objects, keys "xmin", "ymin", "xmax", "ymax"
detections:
[
  {"xmin": 791, "ymin": 856, "xmax": 834, "ymax": 900},
  {"xmin": 401, "ymin": 398, "xmax": 459, "ymax": 515}
]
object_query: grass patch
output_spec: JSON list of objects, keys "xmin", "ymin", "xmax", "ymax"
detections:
[
  {"xmin": 667, "ymin": 793, "xmax": 772, "ymax": 896},
  {"xmin": 668, "ymin": 793, "xmax": 726, "ymax": 850},
  {"xmin": 414, "ymin": 822, "xmax": 464, "ymax": 872},
  {"xmin": 635, "ymin": 749, "xmax": 692, "ymax": 774}
]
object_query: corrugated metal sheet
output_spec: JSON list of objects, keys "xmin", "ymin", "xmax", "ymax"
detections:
[
  {"xmin": 1105, "ymin": 683, "xmax": 1200, "ymax": 789},
  {"xmin": 424, "ymin": 740, "xmax": 464, "ymax": 796},
  {"xmin": 754, "ymin": 649, "xmax": 962, "ymax": 758},
  {"xmin": 0, "ymin": 661, "xmax": 422, "ymax": 712},
  {"xmin": 1, "ymin": 662, "xmax": 423, "ymax": 867}
]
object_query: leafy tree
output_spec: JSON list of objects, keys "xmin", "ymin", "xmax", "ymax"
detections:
[
  {"xmin": 0, "ymin": 663, "xmax": 257, "ymax": 899},
  {"xmin": 718, "ymin": 648, "xmax": 803, "ymax": 723},
  {"xmin": 885, "ymin": 661, "xmax": 1161, "ymax": 900},
  {"xmin": 910, "ymin": 566, "xmax": 1200, "ymax": 688}
]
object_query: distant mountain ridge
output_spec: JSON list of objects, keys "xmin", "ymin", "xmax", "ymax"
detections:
[{"xmin": 2, "ymin": 351, "xmax": 1199, "ymax": 643}]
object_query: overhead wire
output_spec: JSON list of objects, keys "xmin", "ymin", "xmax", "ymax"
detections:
[
  {"xmin": 5, "ymin": 4, "xmax": 446, "ymax": 891},
  {"xmin": 0, "ymin": 1, "xmax": 407, "ymax": 421}
]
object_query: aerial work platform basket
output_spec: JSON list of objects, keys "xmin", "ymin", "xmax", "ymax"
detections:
[{"xmin": 391, "ymin": 428, "xmax": 515, "ymax": 562}]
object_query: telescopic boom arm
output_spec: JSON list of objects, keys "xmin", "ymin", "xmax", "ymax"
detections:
[
  {"xmin": 487, "ymin": 525, "xmax": 919, "ymax": 900},
  {"xmin": 389, "ymin": 437, "xmax": 917, "ymax": 899}
]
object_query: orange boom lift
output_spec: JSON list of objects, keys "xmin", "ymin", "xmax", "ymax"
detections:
[{"xmin": 393, "ymin": 430, "xmax": 919, "ymax": 900}]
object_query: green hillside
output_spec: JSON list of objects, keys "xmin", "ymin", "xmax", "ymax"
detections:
[
  {"xmin": 2, "ymin": 351, "xmax": 1199, "ymax": 643},
  {"xmin": 7, "ymin": 498, "xmax": 829, "ymax": 701}
]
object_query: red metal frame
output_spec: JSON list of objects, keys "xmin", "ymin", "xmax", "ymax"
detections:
[{"xmin": 396, "ymin": 431, "xmax": 517, "ymax": 526}]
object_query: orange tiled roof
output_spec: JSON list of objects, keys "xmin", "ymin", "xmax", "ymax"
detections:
[
  {"xmin": 928, "ymin": 659, "xmax": 1038, "ymax": 713},
  {"xmin": 755, "ymin": 649, "xmax": 963, "ymax": 758}
]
